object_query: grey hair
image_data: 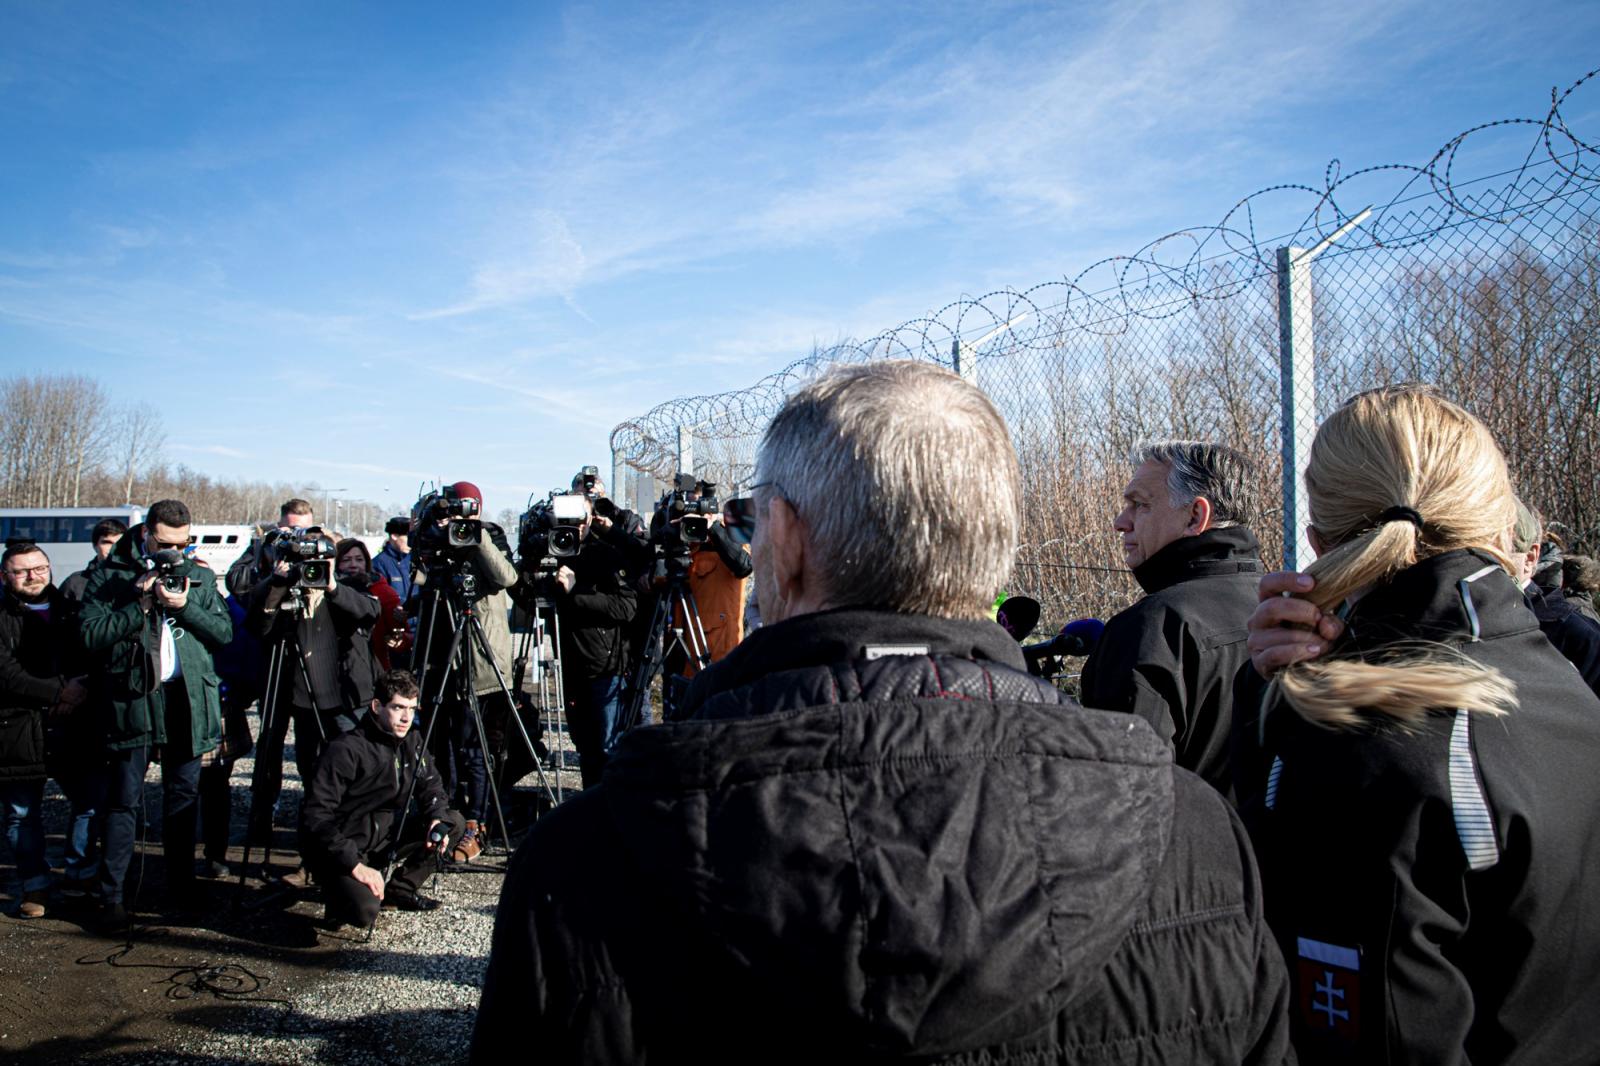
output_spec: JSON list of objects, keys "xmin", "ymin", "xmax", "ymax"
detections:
[
  {"xmin": 1132, "ymin": 440, "xmax": 1258, "ymax": 527},
  {"xmin": 756, "ymin": 360, "xmax": 1019, "ymax": 620},
  {"xmin": 1511, "ymin": 497, "xmax": 1542, "ymax": 553}
]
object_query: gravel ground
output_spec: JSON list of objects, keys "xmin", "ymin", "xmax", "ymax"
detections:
[{"xmin": 1, "ymin": 702, "xmax": 585, "ymax": 1066}]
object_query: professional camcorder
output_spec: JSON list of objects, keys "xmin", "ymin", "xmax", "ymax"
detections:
[
  {"xmin": 263, "ymin": 526, "xmax": 338, "ymax": 590},
  {"xmin": 147, "ymin": 548, "xmax": 190, "ymax": 594},
  {"xmin": 653, "ymin": 473, "xmax": 720, "ymax": 546},
  {"xmin": 412, "ymin": 488, "xmax": 482, "ymax": 552},
  {"xmin": 518, "ymin": 491, "xmax": 588, "ymax": 569}
]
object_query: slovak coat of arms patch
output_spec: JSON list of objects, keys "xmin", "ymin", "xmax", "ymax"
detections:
[{"xmin": 1296, "ymin": 937, "xmax": 1361, "ymax": 1046}]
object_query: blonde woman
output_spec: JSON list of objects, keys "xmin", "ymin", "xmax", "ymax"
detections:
[{"xmin": 1242, "ymin": 384, "xmax": 1600, "ymax": 1065}]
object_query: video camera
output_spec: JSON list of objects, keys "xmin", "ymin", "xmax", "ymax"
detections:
[
  {"xmin": 412, "ymin": 488, "xmax": 482, "ymax": 552},
  {"xmin": 147, "ymin": 548, "xmax": 190, "ymax": 594},
  {"xmin": 518, "ymin": 491, "xmax": 589, "ymax": 571},
  {"xmin": 653, "ymin": 473, "xmax": 720, "ymax": 547},
  {"xmin": 263, "ymin": 526, "xmax": 338, "ymax": 591}
]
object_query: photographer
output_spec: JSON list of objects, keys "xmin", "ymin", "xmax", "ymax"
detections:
[
  {"xmin": 226, "ymin": 498, "xmax": 316, "ymax": 605},
  {"xmin": 300, "ymin": 670, "xmax": 465, "ymax": 927},
  {"xmin": 649, "ymin": 478, "xmax": 751, "ymax": 718},
  {"xmin": 80, "ymin": 500, "xmax": 233, "ymax": 921},
  {"xmin": 244, "ymin": 525, "xmax": 380, "ymax": 879},
  {"xmin": 411, "ymin": 482, "xmax": 518, "ymax": 863},
  {"xmin": 544, "ymin": 495, "xmax": 636, "ymax": 787}
]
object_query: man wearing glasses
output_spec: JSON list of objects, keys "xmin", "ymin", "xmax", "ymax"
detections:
[
  {"xmin": 1, "ymin": 540, "xmax": 89, "ymax": 918},
  {"xmin": 475, "ymin": 362, "xmax": 1291, "ymax": 1063},
  {"xmin": 80, "ymin": 499, "xmax": 233, "ymax": 924}
]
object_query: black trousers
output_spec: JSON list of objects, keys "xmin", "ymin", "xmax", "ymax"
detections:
[
  {"xmin": 313, "ymin": 809, "xmax": 465, "ymax": 928},
  {"xmin": 249, "ymin": 701, "xmax": 355, "ymax": 842}
]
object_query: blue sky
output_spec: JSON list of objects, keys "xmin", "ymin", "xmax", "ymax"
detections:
[{"xmin": 1, "ymin": 1, "xmax": 1595, "ymax": 519}]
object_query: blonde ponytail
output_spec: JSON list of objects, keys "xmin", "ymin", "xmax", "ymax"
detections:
[{"xmin": 1275, "ymin": 386, "xmax": 1518, "ymax": 729}]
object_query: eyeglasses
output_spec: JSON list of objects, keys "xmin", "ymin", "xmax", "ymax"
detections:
[
  {"xmin": 5, "ymin": 565, "xmax": 49, "ymax": 578},
  {"xmin": 722, "ymin": 481, "xmax": 785, "ymax": 546}
]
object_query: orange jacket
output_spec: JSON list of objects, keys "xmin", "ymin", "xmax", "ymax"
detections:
[{"xmin": 676, "ymin": 546, "xmax": 748, "ymax": 676}]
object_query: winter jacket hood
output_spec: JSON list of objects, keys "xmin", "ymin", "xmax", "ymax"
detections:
[{"xmin": 601, "ymin": 607, "xmax": 1173, "ymax": 1055}]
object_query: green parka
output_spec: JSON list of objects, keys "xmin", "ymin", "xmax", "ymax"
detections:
[{"xmin": 80, "ymin": 525, "xmax": 233, "ymax": 759}]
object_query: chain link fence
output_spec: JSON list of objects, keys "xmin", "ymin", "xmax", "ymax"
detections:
[{"xmin": 610, "ymin": 70, "xmax": 1600, "ymax": 630}]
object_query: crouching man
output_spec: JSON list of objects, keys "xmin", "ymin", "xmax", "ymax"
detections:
[{"xmin": 299, "ymin": 669, "xmax": 465, "ymax": 927}]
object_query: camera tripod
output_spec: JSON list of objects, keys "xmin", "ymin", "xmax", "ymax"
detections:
[
  {"xmin": 236, "ymin": 590, "xmax": 332, "ymax": 896},
  {"xmin": 618, "ymin": 563, "xmax": 711, "ymax": 732},
  {"xmin": 510, "ymin": 579, "xmax": 569, "ymax": 807},
  {"xmin": 412, "ymin": 564, "xmax": 558, "ymax": 861}
]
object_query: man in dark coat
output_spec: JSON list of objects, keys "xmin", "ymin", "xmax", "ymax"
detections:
[
  {"xmin": 1510, "ymin": 499, "xmax": 1600, "ymax": 698},
  {"xmin": 80, "ymin": 500, "xmax": 234, "ymax": 921},
  {"xmin": 59, "ymin": 518, "xmax": 126, "ymax": 602},
  {"xmin": 473, "ymin": 361, "xmax": 1291, "ymax": 1064},
  {"xmin": 1079, "ymin": 440, "xmax": 1262, "ymax": 800},
  {"xmin": 299, "ymin": 669, "xmax": 464, "ymax": 927},
  {"xmin": 1, "ymin": 540, "xmax": 90, "ymax": 917}
]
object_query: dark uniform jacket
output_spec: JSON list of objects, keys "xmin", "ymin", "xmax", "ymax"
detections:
[
  {"xmin": 473, "ymin": 607, "xmax": 1292, "ymax": 1065},
  {"xmin": 1521, "ymin": 579, "xmax": 1600, "ymax": 698},
  {"xmin": 299, "ymin": 712, "xmax": 450, "ymax": 875},
  {"xmin": 0, "ymin": 585, "xmax": 77, "ymax": 782},
  {"xmin": 79, "ymin": 527, "xmax": 233, "ymax": 759},
  {"xmin": 1249, "ymin": 549, "xmax": 1600, "ymax": 1066},
  {"xmin": 246, "ymin": 574, "xmax": 381, "ymax": 713},
  {"xmin": 1079, "ymin": 525, "xmax": 1262, "ymax": 799}
]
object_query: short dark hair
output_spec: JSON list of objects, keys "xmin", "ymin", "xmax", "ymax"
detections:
[
  {"xmin": 374, "ymin": 670, "xmax": 420, "ymax": 704},
  {"xmin": 281, "ymin": 498, "xmax": 314, "ymax": 518},
  {"xmin": 91, "ymin": 519, "xmax": 127, "ymax": 542},
  {"xmin": 2, "ymin": 538, "xmax": 47, "ymax": 567},
  {"xmin": 146, "ymin": 499, "xmax": 192, "ymax": 530}
]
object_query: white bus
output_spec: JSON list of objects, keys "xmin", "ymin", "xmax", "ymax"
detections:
[{"xmin": 0, "ymin": 506, "xmax": 253, "ymax": 584}]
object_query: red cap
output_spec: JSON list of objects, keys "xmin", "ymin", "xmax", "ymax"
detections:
[{"xmin": 449, "ymin": 481, "xmax": 484, "ymax": 512}]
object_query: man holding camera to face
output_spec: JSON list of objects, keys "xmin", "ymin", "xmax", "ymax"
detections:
[
  {"xmin": 411, "ymin": 482, "xmax": 519, "ymax": 863},
  {"xmin": 300, "ymin": 669, "xmax": 465, "ymax": 927},
  {"xmin": 529, "ymin": 487, "xmax": 637, "ymax": 789},
  {"xmin": 242, "ymin": 517, "xmax": 381, "ymax": 877},
  {"xmin": 80, "ymin": 499, "xmax": 233, "ymax": 921}
]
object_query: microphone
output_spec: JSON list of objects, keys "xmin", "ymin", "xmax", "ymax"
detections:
[{"xmin": 1022, "ymin": 618, "xmax": 1105, "ymax": 675}]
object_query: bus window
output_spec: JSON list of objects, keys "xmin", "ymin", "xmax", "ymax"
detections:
[{"xmin": 201, "ymin": 534, "xmax": 222, "ymax": 544}]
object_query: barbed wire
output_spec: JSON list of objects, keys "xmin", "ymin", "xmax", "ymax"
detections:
[{"xmin": 610, "ymin": 68, "xmax": 1599, "ymax": 479}]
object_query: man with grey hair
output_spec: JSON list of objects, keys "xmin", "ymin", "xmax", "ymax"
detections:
[
  {"xmin": 474, "ymin": 363, "xmax": 1290, "ymax": 1064},
  {"xmin": 1080, "ymin": 440, "xmax": 1262, "ymax": 799}
]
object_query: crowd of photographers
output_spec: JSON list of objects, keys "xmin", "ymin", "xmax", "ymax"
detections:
[
  {"xmin": 8, "ymin": 362, "xmax": 1600, "ymax": 1064},
  {"xmin": 0, "ymin": 465, "xmax": 753, "ymax": 926}
]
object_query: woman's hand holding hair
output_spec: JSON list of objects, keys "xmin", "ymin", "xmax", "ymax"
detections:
[{"xmin": 1247, "ymin": 572, "xmax": 1345, "ymax": 675}]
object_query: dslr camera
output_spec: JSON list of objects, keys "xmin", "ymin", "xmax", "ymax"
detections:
[
  {"xmin": 147, "ymin": 548, "xmax": 190, "ymax": 594},
  {"xmin": 263, "ymin": 526, "xmax": 338, "ymax": 590}
]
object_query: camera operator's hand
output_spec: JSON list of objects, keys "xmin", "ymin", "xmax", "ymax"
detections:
[
  {"xmin": 351, "ymin": 861, "xmax": 386, "ymax": 901},
  {"xmin": 427, "ymin": 819, "xmax": 448, "ymax": 856},
  {"xmin": 269, "ymin": 560, "xmax": 299, "ymax": 587},
  {"xmin": 554, "ymin": 566, "xmax": 577, "ymax": 593},
  {"xmin": 154, "ymin": 578, "xmax": 189, "ymax": 611},
  {"xmin": 134, "ymin": 570, "xmax": 160, "ymax": 611},
  {"xmin": 592, "ymin": 513, "xmax": 613, "ymax": 533}
]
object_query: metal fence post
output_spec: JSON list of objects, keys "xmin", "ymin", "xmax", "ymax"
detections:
[
  {"xmin": 676, "ymin": 424, "xmax": 693, "ymax": 479},
  {"xmin": 1276, "ymin": 208, "xmax": 1371, "ymax": 572},
  {"xmin": 1276, "ymin": 245, "xmax": 1316, "ymax": 573},
  {"xmin": 611, "ymin": 449, "xmax": 628, "ymax": 511},
  {"xmin": 951, "ymin": 340, "xmax": 979, "ymax": 386}
]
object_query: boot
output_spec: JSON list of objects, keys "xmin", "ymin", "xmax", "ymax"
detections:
[{"xmin": 451, "ymin": 820, "xmax": 482, "ymax": 863}]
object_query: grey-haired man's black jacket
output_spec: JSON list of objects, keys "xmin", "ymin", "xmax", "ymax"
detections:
[
  {"xmin": 473, "ymin": 607, "xmax": 1292, "ymax": 1065},
  {"xmin": 1079, "ymin": 525, "xmax": 1262, "ymax": 801}
]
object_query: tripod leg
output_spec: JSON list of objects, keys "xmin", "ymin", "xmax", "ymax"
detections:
[
  {"xmin": 237, "ymin": 638, "xmax": 287, "ymax": 894},
  {"xmin": 467, "ymin": 614, "xmax": 559, "ymax": 812}
]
